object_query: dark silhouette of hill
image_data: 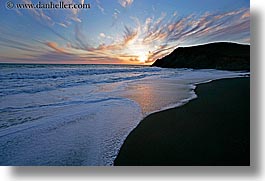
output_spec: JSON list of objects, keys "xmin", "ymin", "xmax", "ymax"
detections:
[{"xmin": 152, "ymin": 42, "xmax": 250, "ymax": 71}]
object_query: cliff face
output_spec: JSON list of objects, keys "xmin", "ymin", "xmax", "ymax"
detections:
[{"xmin": 151, "ymin": 42, "xmax": 250, "ymax": 71}]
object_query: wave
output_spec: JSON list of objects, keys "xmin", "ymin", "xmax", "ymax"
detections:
[
  {"xmin": 0, "ymin": 64, "xmax": 249, "ymax": 166},
  {"xmin": 0, "ymin": 66, "xmax": 164, "ymax": 96},
  {"xmin": 0, "ymin": 65, "xmax": 162, "ymax": 80}
]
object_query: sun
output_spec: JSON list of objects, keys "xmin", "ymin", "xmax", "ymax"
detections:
[{"xmin": 138, "ymin": 54, "xmax": 148, "ymax": 63}]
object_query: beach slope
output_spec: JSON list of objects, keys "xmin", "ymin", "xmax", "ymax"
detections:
[{"xmin": 114, "ymin": 78, "xmax": 250, "ymax": 166}]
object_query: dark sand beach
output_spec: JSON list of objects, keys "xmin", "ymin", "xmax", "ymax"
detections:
[{"xmin": 114, "ymin": 77, "xmax": 250, "ymax": 166}]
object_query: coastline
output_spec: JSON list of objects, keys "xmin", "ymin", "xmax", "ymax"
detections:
[
  {"xmin": 114, "ymin": 77, "xmax": 250, "ymax": 166},
  {"xmin": 0, "ymin": 65, "xmax": 249, "ymax": 166}
]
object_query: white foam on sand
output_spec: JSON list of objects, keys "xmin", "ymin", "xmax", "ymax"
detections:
[
  {"xmin": 0, "ymin": 96, "xmax": 143, "ymax": 166},
  {"xmin": 0, "ymin": 65, "xmax": 249, "ymax": 165}
]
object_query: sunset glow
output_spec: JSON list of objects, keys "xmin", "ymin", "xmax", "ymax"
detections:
[
  {"xmin": 0, "ymin": 0, "xmax": 250, "ymax": 64},
  {"xmin": 138, "ymin": 54, "xmax": 148, "ymax": 63}
]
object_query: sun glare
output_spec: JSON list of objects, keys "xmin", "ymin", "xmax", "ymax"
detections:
[{"xmin": 138, "ymin": 54, "xmax": 148, "ymax": 63}]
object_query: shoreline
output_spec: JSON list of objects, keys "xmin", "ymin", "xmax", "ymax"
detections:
[
  {"xmin": 114, "ymin": 77, "xmax": 250, "ymax": 166},
  {"xmin": 134, "ymin": 75, "xmax": 249, "ymax": 120}
]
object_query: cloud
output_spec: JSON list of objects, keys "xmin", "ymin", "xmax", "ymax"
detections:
[
  {"xmin": 21, "ymin": 0, "xmax": 84, "ymax": 27},
  {"xmin": 95, "ymin": 0, "xmax": 105, "ymax": 14},
  {"xmin": 0, "ymin": 4, "xmax": 250, "ymax": 65},
  {"xmin": 57, "ymin": 23, "xmax": 68, "ymax": 28},
  {"xmin": 119, "ymin": 0, "xmax": 134, "ymax": 8},
  {"xmin": 74, "ymin": 24, "xmax": 89, "ymax": 50},
  {"xmin": 45, "ymin": 42, "xmax": 68, "ymax": 54},
  {"xmin": 68, "ymin": 0, "xmax": 83, "ymax": 22},
  {"xmin": 99, "ymin": 33, "xmax": 106, "ymax": 38},
  {"xmin": 123, "ymin": 26, "xmax": 139, "ymax": 45},
  {"xmin": 31, "ymin": 51, "xmax": 79, "ymax": 62},
  {"xmin": 142, "ymin": 8, "xmax": 250, "ymax": 46},
  {"xmin": 21, "ymin": 0, "xmax": 54, "ymax": 26},
  {"xmin": 112, "ymin": 9, "xmax": 121, "ymax": 26},
  {"xmin": 0, "ymin": 36, "xmax": 46, "ymax": 54},
  {"xmin": 146, "ymin": 45, "xmax": 177, "ymax": 63},
  {"xmin": 43, "ymin": 8, "xmax": 250, "ymax": 64},
  {"xmin": 241, "ymin": 11, "xmax": 250, "ymax": 19}
]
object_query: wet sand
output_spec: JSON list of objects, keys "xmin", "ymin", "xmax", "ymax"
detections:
[{"xmin": 114, "ymin": 78, "xmax": 250, "ymax": 166}]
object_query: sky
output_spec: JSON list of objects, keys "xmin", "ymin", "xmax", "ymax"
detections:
[{"xmin": 0, "ymin": 0, "xmax": 250, "ymax": 65}]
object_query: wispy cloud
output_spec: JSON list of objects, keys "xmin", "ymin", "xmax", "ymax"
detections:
[
  {"xmin": 21, "ymin": 0, "xmax": 83, "ymax": 26},
  {"xmin": 74, "ymin": 24, "xmax": 89, "ymax": 50},
  {"xmin": 0, "ymin": 3, "xmax": 250, "ymax": 64},
  {"xmin": 45, "ymin": 42, "xmax": 68, "ymax": 54},
  {"xmin": 95, "ymin": 0, "xmax": 105, "ymax": 14},
  {"xmin": 21, "ymin": 0, "xmax": 54, "ymax": 26},
  {"xmin": 39, "ymin": 8, "xmax": 251, "ymax": 64},
  {"xmin": 123, "ymin": 25, "xmax": 139, "ymax": 45},
  {"xmin": 119, "ymin": 0, "xmax": 134, "ymax": 8}
]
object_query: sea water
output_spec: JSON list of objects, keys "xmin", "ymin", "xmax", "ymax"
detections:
[{"xmin": 0, "ymin": 64, "xmax": 249, "ymax": 165}]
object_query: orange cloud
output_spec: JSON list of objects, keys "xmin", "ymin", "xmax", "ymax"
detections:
[
  {"xmin": 123, "ymin": 26, "xmax": 139, "ymax": 45},
  {"xmin": 45, "ymin": 42, "xmax": 68, "ymax": 54},
  {"xmin": 8, "ymin": 8, "xmax": 249, "ymax": 65},
  {"xmin": 241, "ymin": 11, "xmax": 250, "ymax": 19}
]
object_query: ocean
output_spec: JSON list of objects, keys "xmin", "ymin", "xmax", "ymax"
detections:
[{"xmin": 0, "ymin": 64, "xmax": 248, "ymax": 165}]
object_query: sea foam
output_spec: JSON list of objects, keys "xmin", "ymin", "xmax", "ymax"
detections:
[{"xmin": 0, "ymin": 64, "xmax": 249, "ymax": 165}]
